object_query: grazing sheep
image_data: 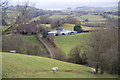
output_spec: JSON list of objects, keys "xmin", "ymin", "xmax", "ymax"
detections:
[
  {"xmin": 52, "ymin": 67, "xmax": 58, "ymax": 73},
  {"xmin": 10, "ymin": 50, "xmax": 16, "ymax": 53},
  {"xmin": 91, "ymin": 68, "xmax": 96, "ymax": 74}
]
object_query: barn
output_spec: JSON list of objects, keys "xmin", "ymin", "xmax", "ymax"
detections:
[{"xmin": 48, "ymin": 28, "xmax": 77, "ymax": 36}]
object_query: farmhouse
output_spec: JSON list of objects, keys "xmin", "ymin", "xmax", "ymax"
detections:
[{"xmin": 48, "ymin": 28, "xmax": 77, "ymax": 36}]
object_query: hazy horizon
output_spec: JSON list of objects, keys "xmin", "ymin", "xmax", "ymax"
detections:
[{"xmin": 9, "ymin": 0, "xmax": 119, "ymax": 10}]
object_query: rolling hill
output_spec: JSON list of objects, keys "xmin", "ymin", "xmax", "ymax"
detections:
[
  {"xmin": 24, "ymin": 35, "xmax": 46, "ymax": 52},
  {"xmin": 2, "ymin": 52, "xmax": 117, "ymax": 78},
  {"xmin": 55, "ymin": 33, "xmax": 90, "ymax": 55}
]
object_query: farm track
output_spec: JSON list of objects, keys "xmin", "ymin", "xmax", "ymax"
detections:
[{"xmin": 36, "ymin": 34, "xmax": 54, "ymax": 58}]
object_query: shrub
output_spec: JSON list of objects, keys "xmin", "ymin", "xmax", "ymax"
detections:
[
  {"xmin": 73, "ymin": 25, "xmax": 83, "ymax": 33},
  {"xmin": 2, "ymin": 34, "xmax": 42, "ymax": 56},
  {"xmin": 68, "ymin": 45, "xmax": 87, "ymax": 64}
]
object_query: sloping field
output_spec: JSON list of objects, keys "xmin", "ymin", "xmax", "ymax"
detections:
[
  {"xmin": 58, "ymin": 23, "xmax": 95, "ymax": 31},
  {"xmin": 80, "ymin": 14, "xmax": 106, "ymax": 22},
  {"xmin": 2, "ymin": 52, "xmax": 117, "ymax": 78},
  {"xmin": 24, "ymin": 35, "xmax": 46, "ymax": 52},
  {"xmin": 55, "ymin": 33, "xmax": 90, "ymax": 55}
]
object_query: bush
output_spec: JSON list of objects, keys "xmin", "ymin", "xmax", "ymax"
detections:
[
  {"xmin": 73, "ymin": 25, "xmax": 83, "ymax": 33},
  {"xmin": 2, "ymin": 34, "xmax": 42, "ymax": 56},
  {"xmin": 68, "ymin": 45, "xmax": 87, "ymax": 64},
  {"xmin": 51, "ymin": 19, "xmax": 64, "ymax": 29}
]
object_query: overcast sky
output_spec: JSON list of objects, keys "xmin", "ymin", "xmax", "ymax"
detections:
[{"xmin": 10, "ymin": 0, "xmax": 119, "ymax": 9}]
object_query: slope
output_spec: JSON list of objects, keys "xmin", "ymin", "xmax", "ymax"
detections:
[{"xmin": 2, "ymin": 52, "xmax": 117, "ymax": 78}]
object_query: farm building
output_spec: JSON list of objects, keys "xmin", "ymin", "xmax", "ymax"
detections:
[{"xmin": 48, "ymin": 28, "xmax": 77, "ymax": 36}]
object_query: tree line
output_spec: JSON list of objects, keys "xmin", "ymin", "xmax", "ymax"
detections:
[{"xmin": 68, "ymin": 21, "xmax": 119, "ymax": 75}]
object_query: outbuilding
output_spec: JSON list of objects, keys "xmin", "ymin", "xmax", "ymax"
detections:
[{"xmin": 48, "ymin": 28, "xmax": 77, "ymax": 36}]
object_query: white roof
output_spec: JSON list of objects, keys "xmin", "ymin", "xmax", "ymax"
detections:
[{"xmin": 48, "ymin": 30, "xmax": 71, "ymax": 34}]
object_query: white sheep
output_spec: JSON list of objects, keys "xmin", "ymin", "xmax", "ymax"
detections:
[
  {"xmin": 91, "ymin": 68, "xmax": 96, "ymax": 74},
  {"xmin": 10, "ymin": 50, "xmax": 16, "ymax": 53},
  {"xmin": 51, "ymin": 67, "xmax": 58, "ymax": 73}
]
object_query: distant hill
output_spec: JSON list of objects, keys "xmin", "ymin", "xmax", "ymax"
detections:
[
  {"xmin": 74, "ymin": 6, "xmax": 118, "ymax": 12},
  {"xmin": 6, "ymin": 5, "xmax": 54, "ymax": 19}
]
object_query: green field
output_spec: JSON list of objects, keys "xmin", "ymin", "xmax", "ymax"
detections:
[
  {"xmin": 75, "ymin": 14, "xmax": 107, "ymax": 24},
  {"xmin": 50, "ymin": 14, "xmax": 68, "ymax": 19},
  {"xmin": 80, "ymin": 14, "xmax": 106, "ymax": 21},
  {"xmin": 2, "ymin": 52, "xmax": 117, "ymax": 78},
  {"xmin": 59, "ymin": 23, "xmax": 75, "ymax": 31},
  {"xmin": 55, "ymin": 33, "xmax": 90, "ymax": 55},
  {"xmin": 108, "ymin": 14, "xmax": 118, "ymax": 19},
  {"xmin": 59, "ymin": 23, "xmax": 97, "ymax": 31},
  {"xmin": 24, "ymin": 35, "xmax": 46, "ymax": 52}
]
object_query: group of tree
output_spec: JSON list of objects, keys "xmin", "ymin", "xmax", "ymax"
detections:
[
  {"xmin": 2, "ymin": 34, "xmax": 47, "ymax": 56},
  {"xmin": 68, "ymin": 21, "xmax": 119, "ymax": 75},
  {"xmin": 39, "ymin": 15, "xmax": 81, "ymax": 29},
  {"xmin": 73, "ymin": 25, "xmax": 83, "ymax": 33}
]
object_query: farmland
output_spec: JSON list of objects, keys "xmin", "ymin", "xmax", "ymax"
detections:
[
  {"xmin": 55, "ymin": 33, "xmax": 90, "ymax": 55},
  {"xmin": 2, "ymin": 52, "xmax": 117, "ymax": 78},
  {"xmin": 24, "ymin": 35, "xmax": 46, "ymax": 53},
  {"xmin": 1, "ymin": 3, "xmax": 119, "ymax": 78},
  {"xmin": 50, "ymin": 14, "xmax": 68, "ymax": 19}
]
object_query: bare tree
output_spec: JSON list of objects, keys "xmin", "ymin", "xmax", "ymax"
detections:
[
  {"xmin": 2, "ymin": 1, "xmax": 33, "ymax": 34},
  {"xmin": 68, "ymin": 45, "xmax": 87, "ymax": 64},
  {"xmin": 0, "ymin": 0, "xmax": 9, "ymax": 26},
  {"xmin": 87, "ymin": 22, "xmax": 118, "ymax": 74}
]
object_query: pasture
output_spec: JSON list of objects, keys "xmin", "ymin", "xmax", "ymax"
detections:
[
  {"xmin": 24, "ymin": 35, "xmax": 46, "ymax": 52},
  {"xmin": 80, "ymin": 14, "xmax": 106, "ymax": 22},
  {"xmin": 50, "ymin": 14, "xmax": 68, "ymax": 19},
  {"xmin": 54, "ymin": 23, "xmax": 96, "ymax": 31},
  {"xmin": 55, "ymin": 33, "xmax": 90, "ymax": 55},
  {"xmin": 2, "ymin": 52, "xmax": 117, "ymax": 78}
]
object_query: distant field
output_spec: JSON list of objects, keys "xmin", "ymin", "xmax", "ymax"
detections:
[
  {"xmin": 0, "ymin": 26, "xmax": 10, "ymax": 31},
  {"xmin": 30, "ymin": 16, "xmax": 41, "ymax": 22},
  {"xmin": 58, "ymin": 23, "xmax": 96, "ymax": 31},
  {"xmin": 2, "ymin": 52, "xmax": 117, "ymax": 78},
  {"xmin": 80, "ymin": 14, "xmax": 106, "ymax": 21},
  {"xmin": 50, "ymin": 14, "xmax": 68, "ymax": 19},
  {"xmin": 59, "ymin": 23, "xmax": 74, "ymax": 31},
  {"xmin": 108, "ymin": 14, "xmax": 118, "ymax": 19},
  {"xmin": 24, "ymin": 35, "xmax": 46, "ymax": 52},
  {"xmin": 55, "ymin": 33, "xmax": 90, "ymax": 55},
  {"xmin": 75, "ymin": 14, "xmax": 107, "ymax": 24},
  {"xmin": 41, "ymin": 24, "xmax": 51, "ymax": 28}
]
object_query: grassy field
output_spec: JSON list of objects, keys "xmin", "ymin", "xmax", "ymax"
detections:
[
  {"xmin": 50, "ymin": 14, "xmax": 68, "ymax": 19},
  {"xmin": 24, "ymin": 35, "xmax": 46, "ymax": 52},
  {"xmin": 108, "ymin": 14, "xmax": 118, "ymax": 19},
  {"xmin": 75, "ymin": 14, "xmax": 107, "ymax": 24},
  {"xmin": 2, "ymin": 52, "xmax": 118, "ymax": 78},
  {"xmin": 55, "ymin": 33, "xmax": 90, "ymax": 55},
  {"xmin": 80, "ymin": 14, "xmax": 106, "ymax": 21},
  {"xmin": 41, "ymin": 24, "xmax": 51, "ymax": 28},
  {"xmin": 52, "ymin": 23, "xmax": 96, "ymax": 31}
]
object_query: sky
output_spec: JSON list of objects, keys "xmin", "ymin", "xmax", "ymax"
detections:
[{"xmin": 9, "ymin": 0, "xmax": 119, "ymax": 10}]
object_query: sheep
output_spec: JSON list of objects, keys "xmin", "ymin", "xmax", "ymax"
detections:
[
  {"xmin": 51, "ymin": 67, "xmax": 58, "ymax": 73},
  {"xmin": 10, "ymin": 50, "xmax": 16, "ymax": 53},
  {"xmin": 91, "ymin": 68, "xmax": 96, "ymax": 74}
]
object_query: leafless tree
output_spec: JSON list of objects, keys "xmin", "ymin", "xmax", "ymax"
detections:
[
  {"xmin": 2, "ymin": 1, "xmax": 33, "ymax": 34},
  {"xmin": 87, "ymin": 22, "xmax": 118, "ymax": 74}
]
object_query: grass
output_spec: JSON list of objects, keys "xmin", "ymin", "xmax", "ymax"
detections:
[
  {"xmin": 2, "ymin": 52, "xmax": 118, "ymax": 78},
  {"xmin": 55, "ymin": 33, "xmax": 90, "ymax": 55},
  {"xmin": 108, "ymin": 14, "xmax": 118, "ymax": 19},
  {"xmin": 24, "ymin": 35, "xmax": 46, "ymax": 52},
  {"xmin": 59, "ymin": 23, "xmax": 75, "ymax": 31},
  {"xmin": 80, "ymin": 14, "xmax": 106, "ymax": 21},
  {"xmin": 52, "ymin": 23, "xmax": 96, "ymax": 31},
  {"xmin": 41, "ymin": 24, "xmax": 51, "ymax": 28},
  {"xmin": 75, "ymin": 14, "xmax": 107, "ymax": 25},
  {"xmin": 50, "ymin": 14, "xmax": 68, "ymax": 19}
]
